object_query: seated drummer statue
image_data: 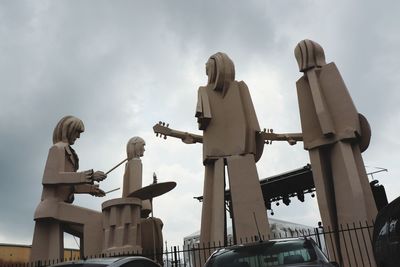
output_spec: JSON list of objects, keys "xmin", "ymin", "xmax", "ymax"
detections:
[{"xmin": 31, "ymin": 115, "xmax": 107, "ymax": 262}]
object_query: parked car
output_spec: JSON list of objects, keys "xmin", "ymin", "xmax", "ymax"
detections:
[
  {"xmin": 50, "ymin": 256, "xmax": 161, "ymax": 267},
  {"xmin": 373, "ymin": 195, "xmax": 400, "ymax": 267},
  {"xmin": 204, "ymin": 237, "xmax": 339, "ymax": 267}
]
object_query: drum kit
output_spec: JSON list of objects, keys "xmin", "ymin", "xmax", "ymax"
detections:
[{"xmin": 104, "ymin": 158, "xmax": 177, "ymax": 216}]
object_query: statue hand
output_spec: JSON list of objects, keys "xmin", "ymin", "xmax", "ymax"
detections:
[
  {"xmin": 92, "ymin": 171, "xmax": 107, "ymax": 182},
  {"xmin": 89, "ymin": 184, "xmax": 106, "ymax": 197},
  {"xmin": 287, "ymin": 137, "xmax": 297, "ymax": 145},
  {"xmin": 83, "ymin": 169, "xmax": 94, "ymax": 183},
  {"xmin": 182, "ymin": 134, "xmax": 195, "ymax": 144}
]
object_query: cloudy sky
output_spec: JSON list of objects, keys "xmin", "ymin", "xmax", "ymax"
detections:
[{"xmin": 1, "ymin": 1, "xmax": 399, "ymax": 249}]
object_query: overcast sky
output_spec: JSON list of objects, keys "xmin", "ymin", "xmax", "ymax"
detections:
[{"xmin": 1, "ymin": 0, "xmax": 399, "ymax": 249}]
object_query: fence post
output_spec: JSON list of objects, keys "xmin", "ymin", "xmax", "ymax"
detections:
[{"xmin": 173, "ymin": 246, "xmax": 178, "ymax": 267}]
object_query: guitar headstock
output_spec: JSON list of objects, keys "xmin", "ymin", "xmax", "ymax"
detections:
[
  {"xmin": 153, "ymin": 121, "xmax": 171, "ymax": 139},
  {"xmin": 261, "ymin": 128, "xmax": 275, "ymax": 145}
]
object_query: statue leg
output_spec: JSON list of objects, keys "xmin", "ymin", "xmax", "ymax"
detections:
[
  {"xmin": 352, "ymin": 144, "xmax": 378, "ymax": 220},
  {"xmin": 57, "ymin": 203, "xmax": 103, "ymax": 258},
  {"xmin": 200, "ymin": 158, "xmax": 225, "ymax": 246},
  {"xmin": 330, "ymin": 142, "xmax": 375, "ymax": 223},
  {"xmin": 31, "ymin": 219, "xmax": 63, "ymax": 262},
  {"xmin": 199, "ymin": 158, "xmax": 225, "ymax": 266},
  {"xmin": 226, "ymin": 154, "xmax": 269, "ymax": 243},
  {"xmin": 82, "ymin": 212, "xmax": 103, "ymax": 257},
  {"xmin": 330, "ymin": 141, "xmax": 377, "ymax": 267},
  {"xmin": 309, "ymin": 148, "xmax": 341, "ymax": 262}
]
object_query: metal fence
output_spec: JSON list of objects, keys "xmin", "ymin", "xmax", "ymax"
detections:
[{"xmin": 0, "ymin": 221, "xmax": 375, "ymax": 267}]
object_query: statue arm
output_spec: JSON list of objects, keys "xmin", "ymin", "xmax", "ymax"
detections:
[
  {"xmin": 306, "ymin": 69, "xmax": 335, "ymax": 136},
  {"xmin": 74, "ymin": 184, "xmax": 105, "ymax": 197},
  {"xmin": 195, "ymin": 87, "xmax": 212, "ymax": 130},
  {"xmin": 42, "ymin": 145, "xmax": 93, "ymax": 185},
  {"xmin": 238, "ymin": 81, "xmax": 261, "ymax": 131}
]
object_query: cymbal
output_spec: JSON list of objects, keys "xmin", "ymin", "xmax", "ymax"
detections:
[{"xmin": 128, "ymin": 181, "xmax": 176, "ymax": 200}]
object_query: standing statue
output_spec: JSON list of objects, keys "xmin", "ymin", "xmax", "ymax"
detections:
[
  {"xmin": 196, "ymin": 52, "xmax": 269, "ymax": 245},
  {"xmin": 154, "ymin": 53, "xmax": 270, "ymax": 248},
  {"xmin": 31, "ymin": 116, "xmax": 107, "ymax": 262},
  {"xmin": 294, "ymin": 39, "xmax": 377, "ymax": 267}
]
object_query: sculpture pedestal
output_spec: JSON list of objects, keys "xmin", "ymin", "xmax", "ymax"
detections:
[{"xmin": 102, "ymin": 198, "xmax": 142, "ymax": 255}]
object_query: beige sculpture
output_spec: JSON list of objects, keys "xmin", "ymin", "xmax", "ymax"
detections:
[
  {"xmin": 154, "ymin": 53, "xmax": 270, "ymax": 247},
  {"xmin": 295, "ymin": 39, "xmax": 377, "ymax": 266},
  {"xmin": 140, "ymin": 201, "xmax": 164, "ymax": 264},
  {"xmin": 102, "ymin": 137, "xmax": 174, "ymax": 265},
  {"xmin": 31, "ymin": 116, "xmax": 107, "ymax": 262},
  {"xmin": 102, "ymin": 137, "xmax": 145, "ymax": 255},
  {"xmin": 124, "ymin": 137, "xmax": 145, "ymax": 197},
  {"xmin": 131, "ymin": 180, "xmax": 175, "ymax": 264},
  {"xmin": 198, "ymin": 53, "xmax": 270, "ymax": 245}
]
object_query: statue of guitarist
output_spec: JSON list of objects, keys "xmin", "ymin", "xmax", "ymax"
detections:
[
  {"xmin": 154, "ymin": 53, "xmax": 302, "ymax": 249},
  {"xmin": 194, "ymin": 52, "xmax": 269, "ymax": 246}
]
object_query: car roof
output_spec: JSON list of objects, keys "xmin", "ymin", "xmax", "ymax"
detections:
[
  {"xmin": 209, "ymin": 237, "xmax": 313, "ymax": 255},
  {"xmin": 51, "ymin": 256, "xmax": 153, "ymax": 266},
  {"xmin": 223, "ymin": 237, "xmax": 309, "ymax": 250}
]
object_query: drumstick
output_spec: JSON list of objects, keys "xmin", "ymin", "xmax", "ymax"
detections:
[
  {"xmin": 105, "ymin": 187, "xmax": 121, "ymax": 194},
  {"xmin": 106, "ymin": 158, "xmax": 128, "ymax": 175}
]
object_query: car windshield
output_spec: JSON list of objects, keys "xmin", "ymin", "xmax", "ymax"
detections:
[{"xmin": 207, "ymin": 239, "xmax": 318, "ymax": 267}]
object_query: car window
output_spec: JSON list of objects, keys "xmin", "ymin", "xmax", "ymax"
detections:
[
  {"xmin": 121, "ymin": 260, "xmax": 160, "ymax": 267},
  {"xmin": 389, "ymin": 217, "xmax": 400, "ymax": 242},
  {"xmin": 207, "ymin": 240, "xmax": 318, "ymax": 267}
]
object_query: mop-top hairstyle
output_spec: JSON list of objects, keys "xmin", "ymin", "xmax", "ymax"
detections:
[
  {"xmin": 52, "ymin": 115, "xmax": 85, "ymax": 144},
  {"xmin": 206, "ymin": 52, "xmax": 235, "ymax": 94},
  {"xmin": 126, "ymin": 136, "xmax": 145, "ymax": 158},
  {"xmin": 294, "ymin": 39, "xmax": 326, "ymax": 72}
]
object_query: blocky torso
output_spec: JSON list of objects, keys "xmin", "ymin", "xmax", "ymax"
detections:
[
  {"xmin": 296, "ymin": 62, "xmax": 361, "ymax": 150},
  {"xmin": 40, "ymin": 143, "xmax": 75, "ymax": 203},
  {"xmin": 198, "ymin": 81, "xmax": 260, "ymax": 163}
]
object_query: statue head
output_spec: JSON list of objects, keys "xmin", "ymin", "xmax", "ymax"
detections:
[
  {"xmin": 294, "ymin": 39, "xmax": 326, "ymax": 72},
  {"xmin": 52, "ymin": 116, "xmax": 85, "ymax": 145},
  {"xmin": 127, "ymin": 136, "xmax": 146, "ymax": 159},
  {"xmin": 206, "ymin": 52, "xmax": 235, "ymax": 95}
]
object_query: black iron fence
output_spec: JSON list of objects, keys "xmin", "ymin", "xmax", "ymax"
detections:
[{"xmin": 0, "ymin": 221, "xmax": 375, "ymax": 267}]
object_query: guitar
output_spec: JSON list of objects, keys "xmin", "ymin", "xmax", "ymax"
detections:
[
  {"xmin": 259, "ymin": 128, "xmax": 303, "ymax": 145},
  {"xmin": 153, "ymin": 122, "xmax": 303, "ymax": 145},
  {"xmin": 153, "ymin": 122, "xmax": 203, "ymax": 144}
]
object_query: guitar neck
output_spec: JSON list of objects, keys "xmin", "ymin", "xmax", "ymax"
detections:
[
  {"xmin": 260, "ymin": 132, "xmax": 303, "ymax": 142},
  {"xmin": 153, "ymin": 123, "xmax": 203, "ymax": 144},
  {"xmin": 168, "ymin": 129, "xmax": 203, "ymax": 143}
]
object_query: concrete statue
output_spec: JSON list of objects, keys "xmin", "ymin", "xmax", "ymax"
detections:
[
  {"xmin": 196, "ymin": 52, "xmax": 269, "ymax": 245},
  {"xmin": 102, "ymin": 137, "xmax": 145, "ymax": 256},
  {"xmin": 294, "ymin": 39, "xmax": 377, "ymax": 266},
  {"xmin": 102, "ymin": 137, "xmax": 175, "ymax": 265},
  {"xmin": 32, "ymin": 125, "xmax": 174, "ymax": 264},
  {"xmin": 129, "ymin": 178, "xmax": 176, "ymax": 264},
  {"xmin": 154, "ymin": 52, "xmax": 270, "ymax": 247},
  {"xmin": 123, "ymin": 137, "xmax": 145, "ymax": 197},
  {"xmin": 31, "ymin": 116, "xmax": 107, "ymax": 262}
]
